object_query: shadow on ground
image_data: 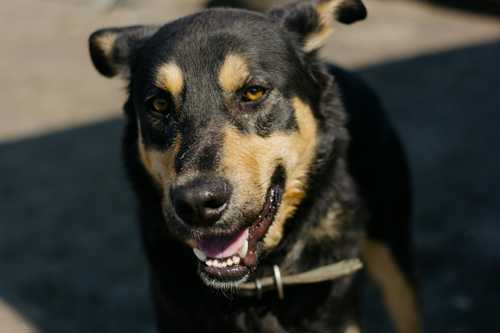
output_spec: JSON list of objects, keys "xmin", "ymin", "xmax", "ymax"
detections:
[{"xmin": 1, "ymin": 40, "xmax": 499, "ymax": 333}]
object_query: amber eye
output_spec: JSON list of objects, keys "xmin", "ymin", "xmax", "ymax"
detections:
[
  {"xmin": 241, "ymin": 86, "xmax": 267, "ymax": 103},
  {"xmin": 151, "ymin": 97, "xmax": 169, "ymax": 112}
]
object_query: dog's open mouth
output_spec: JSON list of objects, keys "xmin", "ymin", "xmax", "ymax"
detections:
[{"xmin": 193, "ymin": 171, "xmax": 285, "ymax": 288}]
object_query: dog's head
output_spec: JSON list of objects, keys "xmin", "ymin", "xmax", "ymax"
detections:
[{"xmin": 89, "ymin": 0, "xmax": 365, "ymax": 289}]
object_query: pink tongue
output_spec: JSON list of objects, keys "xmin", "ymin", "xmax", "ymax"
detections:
[{"xmin": 198, "ymin": 229, "xmax": 248, "ymax": 259}]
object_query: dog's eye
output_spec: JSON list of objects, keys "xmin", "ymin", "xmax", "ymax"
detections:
[
  {"xmin": 151, "ymin": 97, "xmax": 169, "ymax": 113},
  {"xmin": 241, "ymin": 86, "xmax": 267, "ymax": 103}
]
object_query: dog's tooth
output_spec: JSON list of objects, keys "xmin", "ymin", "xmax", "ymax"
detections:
[
  {"xmin": 233, "ymin": 256, "xmax": 241, "ymax": 265},
  {"xmin": 227, "ymin": 258, "xmax": 233, "ymax": 266},
  {"xmin": 206, "ymin": 260, "xmax": 212, "ymax": 267},
  {"xmin": 239, "ymin": 240, "xmax": 248, "ymax": 258},
  {"xmin": 193, "ymin": 248, "xmax": 207, "ymax": 262},
  {"xmin": 221, "ymin": 262, "xmax": 227, "ymax": 268}
]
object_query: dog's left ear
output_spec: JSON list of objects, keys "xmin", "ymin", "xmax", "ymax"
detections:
[{"xmin": 270, "ymin": 0, "xmax": 366, "ymax": 53}]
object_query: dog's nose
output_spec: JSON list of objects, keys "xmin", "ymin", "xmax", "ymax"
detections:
[{"xmin": 170, "ymin": 177, "xmax": 231, "ymax": 227}]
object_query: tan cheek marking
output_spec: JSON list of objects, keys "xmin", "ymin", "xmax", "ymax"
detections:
[
  {"xmin": 263, "ymin": 97, "xmax": 318, "ymax": 248},
  {"xmin": 362, "ymin": 239, "xmax": 422, "ymax": 333},
  {"xmin": 137, "ymin": 125, "xmax": 180, "ymax": 187},
  {"xmin": 218, "ymin": 54, "xmax": 249, "ymax": 93},
  {"xmin": 220, "ymin": 97, "xmax": 318, "ymax": 250},
  {"xmin": 220, "ymin": 127, "xmax": 266, "ymax": 211},
  {"xmin": 155, "ymin": 62, "xmax": 184, "ymax": 98}
]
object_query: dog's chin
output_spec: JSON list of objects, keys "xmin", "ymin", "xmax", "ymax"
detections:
[{"xmin": 192, "ymin": 170, "xmax": 285, "ymax": 291}]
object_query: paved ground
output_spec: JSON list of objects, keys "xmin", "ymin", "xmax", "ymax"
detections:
[{"xmin": 1, "ymin": 0, "xmax": 499, "ymax": 332}]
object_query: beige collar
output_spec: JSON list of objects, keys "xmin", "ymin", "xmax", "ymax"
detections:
[{"xmin": 238, "ymin": 259, "xmax": 363, "ymax": 300}]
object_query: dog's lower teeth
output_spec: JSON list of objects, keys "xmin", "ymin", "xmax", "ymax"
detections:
[
  {"xmin": 204, "ymin": 255, "xmax": 243, "ymax": 268},
  {"xmin": 198, "ymin": 237, "xmax": 250, "ymax": 268}
]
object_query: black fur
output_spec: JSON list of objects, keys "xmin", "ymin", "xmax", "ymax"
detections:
[{"xmin": 89, "ymin": 2, "xmax": 415, "ymax": 332}]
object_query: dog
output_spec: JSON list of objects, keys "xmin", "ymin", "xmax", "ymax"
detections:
[{"xmin": 88, "ymin": 0, "xmax": 421, "ymax": 332}]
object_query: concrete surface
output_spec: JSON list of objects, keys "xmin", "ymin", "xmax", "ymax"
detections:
[{"xmin": 1, "ymin": 0, "xmax": 499, "ymax": 332}]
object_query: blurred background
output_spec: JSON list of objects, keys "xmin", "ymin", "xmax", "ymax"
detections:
[{"xmin": 1, "ymin": 0, "xmax": 499, "ymax": 332}]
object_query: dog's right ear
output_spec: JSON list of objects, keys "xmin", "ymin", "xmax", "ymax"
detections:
[{"xmin": 89, "ymin": 25, "xmax": 158, "ymax": 78}]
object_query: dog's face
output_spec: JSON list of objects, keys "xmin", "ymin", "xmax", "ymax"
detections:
[{"xmin": 89, "ymin": 0, "xmax": 365, "ymax": 289}]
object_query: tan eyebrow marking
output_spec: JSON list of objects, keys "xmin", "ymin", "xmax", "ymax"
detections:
[
  {"xmin": 155, "ymin": 62, "xmax": 184, "ymax": 97},
  {"xmin": 218, "ymin": 54, "xmax": 249, "ymax": 93}
]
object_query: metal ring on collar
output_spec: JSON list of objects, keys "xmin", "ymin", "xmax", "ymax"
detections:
[{"xmin": 273, "ymin": 265, "xmax": 284, "ymax": 300}]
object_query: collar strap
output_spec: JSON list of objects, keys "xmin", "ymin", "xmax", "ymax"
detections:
[{"xmin": 238, "ymin": 259, "xmax": 363, "ymax": 300}]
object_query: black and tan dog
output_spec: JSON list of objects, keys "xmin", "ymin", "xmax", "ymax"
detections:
[{"xmin": 88, "ymin": 0, "xmax": 421, "ymax": 331}]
